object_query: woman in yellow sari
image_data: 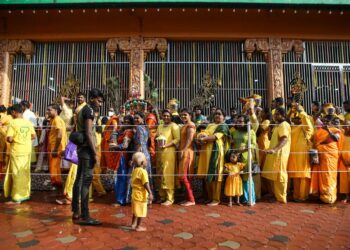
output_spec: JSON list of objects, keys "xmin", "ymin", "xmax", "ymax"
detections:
[
  {"xmin": 311, "ymin": 115, "xmax": 341, "ymax": 204},
  {"xmin": 287, "ymin": 106, "xmax": 314, "ymax": 201},
  {"xmin": 0, "ymin": 106, "xmax": 12, "ymax": 178},
  {"xmin": 156, "ymin": 109, "xmax": 180, "ymax": 206},
  {"xmin": 197, "ymin": 108, "xmax": 229, "ymax": 206},
  {"xmin": 4, "ymin": 104, "xmax": 36, "ymax": 203}
]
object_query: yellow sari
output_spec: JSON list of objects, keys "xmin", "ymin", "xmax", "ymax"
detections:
[
  {"xmin": 156, "ymin": 122, "xmax": 180, "ymax": 203},
  {"xmin": 0, "ymin": 113, "xmax": 12, "ymax": 174},
  {"xmin": 4, "ymin": 118, "xmax": 35, "ymax": 202}
]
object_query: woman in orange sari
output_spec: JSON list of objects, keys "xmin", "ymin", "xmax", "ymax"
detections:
[
  {"xmin": 100, "ymin": 114, "xmax": 118, "ymax": 171},
  {"xmin": 146, "ymin": 107, "xmax": 158, "ymax": 167},
  {"xmin": 178, "ymin": 108, "xmax": 196, "ymax": 206},
  {"xmin": 339, "ymin": 120, "xmax": 350, "ymax": 202},
  {"xmin": 311, "ymin": 115, "xmax": 341, "ymax": 204}
]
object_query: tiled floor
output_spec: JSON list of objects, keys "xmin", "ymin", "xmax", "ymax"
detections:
[{"xmin": 1, "ymin": 192, "xmax": 350, "ymax": 249}]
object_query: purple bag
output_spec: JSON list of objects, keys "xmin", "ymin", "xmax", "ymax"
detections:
[{"xmin": 64, "ymin": 140, "xmax": 78, "ymax": 165}]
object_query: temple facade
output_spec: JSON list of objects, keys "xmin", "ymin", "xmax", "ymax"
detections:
[{"xmin": 0, "ymin": 1, "xmax": 349, "ymax": 114}]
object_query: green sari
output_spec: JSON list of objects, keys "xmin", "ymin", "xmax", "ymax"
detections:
[{"xmin": 207, "ymin": 124, "xmax": 230, "ymax": 182}]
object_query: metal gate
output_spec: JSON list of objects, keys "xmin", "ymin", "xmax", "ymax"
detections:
[
  {"xmin": 11, "ymin": 42, "xmax": 129, "ymax": 116},
  {"xmin": 145, "ymin": 41, "xmax": 267, "ymax": 114},
  {"xmin": 283, "ymin": 41, "xmax": 350, "ymax": 113}
]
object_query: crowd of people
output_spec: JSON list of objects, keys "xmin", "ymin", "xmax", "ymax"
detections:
[{"xmin": 1, "ymin": 89, "xmax": 350, "ymax": 228}]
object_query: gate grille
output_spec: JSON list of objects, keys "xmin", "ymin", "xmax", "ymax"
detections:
[
  {"xmin": 145, "ymin": 41, "xmax": 267, "ymax": 115},
  {"xmin": 283, "ymin": 41, "xmax": 350, "ymax": 113},
  {"xmin": 11, "ymin": 42, "xmax": 129, "ymax": 116}
]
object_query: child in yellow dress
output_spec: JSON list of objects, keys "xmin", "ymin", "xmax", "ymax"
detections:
[
  {"xmin": 224, "ymin": 151, "xmax": 245, "ymax": 206},
  {"xmin": 131, "ymin": 152, "xmax": 153, "ymax": 231}
]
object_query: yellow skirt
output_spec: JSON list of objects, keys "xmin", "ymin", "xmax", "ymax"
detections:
[
  {"xmin": 224, "ymin": 175, "xmax": 243, "ymax": 197},
  {"xmin": 132, "ymin": 200, "xmax": 147, "ymax": 218}
]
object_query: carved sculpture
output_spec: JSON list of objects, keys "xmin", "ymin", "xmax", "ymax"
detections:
[
  {"xmin": 54, "ymin": 73, "xmax": 81, "ymax": 104},
  {"xmin": 189, "ymin": 71, "xmax": 220, "ymax": 110},
  {"xmin": 289, "ymin": 72, "xmax": 307, "ymax": 104},
  {"xmin": 106, "ymin": 37, "xmax": 167, "ymax": 99},
  {"xmin": 244, "ymin": 38, "xmax": 304, "ymax": 104},
  {"xmin": 0, "ymin": 40, "xmax": 34, "ymax": 105}
]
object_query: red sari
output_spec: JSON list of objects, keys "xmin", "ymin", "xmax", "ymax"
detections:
[{"xmin": 109, "ymin": 129, "xmax": 134, "ymax": 171}]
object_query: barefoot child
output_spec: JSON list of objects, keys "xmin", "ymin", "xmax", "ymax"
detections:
[
  {"xmin": 131, "ymin": 152, "xmax": 153, "ymax": 231},
  {"xmin": 224, "ymin": 151, "xmax": 245, "ymax": 206}
]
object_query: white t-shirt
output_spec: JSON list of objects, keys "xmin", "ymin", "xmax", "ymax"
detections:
[{"xmin": 23, "ymin": 109, "xmax": 38, "ymax": 146}]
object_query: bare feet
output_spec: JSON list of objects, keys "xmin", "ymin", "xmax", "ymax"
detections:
[
  {"xmin": 236, "ymin": 202, "xmax": 242, "ymax": 206},
  {"xmin": 5, "ymin": 200, "xmax": 21, "ymax": 205},
  {"xmin": 161, "ymin": 200, "xmax": 173, "ymax": 206},
  {"xmin": 34, "ymin": 167, "xmax": 42, "ymax": 173},
  {"xmin": 56, "ymin": 198, "xmax": 71, "ymax": 205},
  {"xmin": 181, "ymin": 201, "xmax": 195, "ymax": 206},
  {"xmin": 97, "ymin": 192, "xmax": 107, "ymax": 197},
  {"xmin": 207, "ymin": 201, "xmax": 220, "ymax": 206},
  {"xmin": 112, "ymin": 203, "xmax": 121, "ymax": 207},
  {"xmin": 135, "ymin": 226, "xmax": 147, "ymax": 232},
  {"xmin": 228, "ymin": 202, "xmax": 232, "ymax": 207}
]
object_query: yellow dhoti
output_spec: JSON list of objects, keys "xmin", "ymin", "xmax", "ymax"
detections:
[{"xmin": 4, "ymin": 154, "xmax": 31, "ymax": 202}]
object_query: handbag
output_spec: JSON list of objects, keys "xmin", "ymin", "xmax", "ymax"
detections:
[
  {"xmin": 69, "ymin": 131, "xmax": 85, "ymax": 146},
  {"xmin": 64, "ymin": 140, "xmax": 79, "ymax": 164},
  {"xmin": 242, "ymin": 162, "xmax": 260, "ymax": 178},
  {"xmin": 252, "ymin": 162, "xmax": 261, "ymax": 175}
]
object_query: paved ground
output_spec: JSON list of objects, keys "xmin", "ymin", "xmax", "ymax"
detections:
[{"xmin": 1, "ymin": 192, "xmax": 350, "ymax": 250}]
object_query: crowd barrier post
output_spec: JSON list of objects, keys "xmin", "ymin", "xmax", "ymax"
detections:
[{"xmin": 247, "ymin": 121, "xmax": 254, "ymax": 206}]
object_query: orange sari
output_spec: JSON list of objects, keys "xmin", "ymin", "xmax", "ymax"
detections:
[
  {"xmin": 100, "ymin": 115, "xmax": 118, "ymax": 170},
  {"xmin": 339, "ymin": 134, "xmax": 350, "ymax": 194},
  {"xmin": 146, "ymin": 113, "xmax": 157, "ymax": 166},
  {"xmin": 310, "ymin": 127, "xmax": 341, "ymax": 203},
  {"xmin": 178, "ymin": 122, "xmax": 195, "ymax": 177}
]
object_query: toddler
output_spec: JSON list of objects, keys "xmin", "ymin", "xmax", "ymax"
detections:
[
  {"xmin": 130, "ymin": 152, "xmax": 153, "ymax": 231},
  {"xmin": 224, "ymin": 151, "xmax": 245, "ymax": 206}
]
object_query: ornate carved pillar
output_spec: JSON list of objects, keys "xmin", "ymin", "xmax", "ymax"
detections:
[
  {"xmin": 106, "ymin": 37, "xmax": 167, "ymax": 99},
  {"xmin": 244, "ymin": 38, "xmax": 303, "ymax": 105},
  {"xmin": 0, "ymin": 40, "xmax": 34, "ymax": 105}
]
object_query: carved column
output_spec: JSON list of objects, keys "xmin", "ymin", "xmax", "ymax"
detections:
[
  {"xmin": 244, "ymin": 38, "xmax": 303, "ymax": 105},
  {"xmin": 0, "ymin": 40, "xmax": 34, "ymax": 105},
  {"xmin": 107, "ymin": 37, "xmax": 167, "ymax": 99},
  {"xmin": 267, "ymin": 38, "xmax": 284, "ymax": 103},
  {"xmin": 0, "ymin": 43, "xmax": 10, "ymax": 106}
]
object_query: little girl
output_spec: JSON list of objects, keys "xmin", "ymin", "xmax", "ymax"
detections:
[
  {"xmin": 130, "ymin": 152, "xmax": 153, "ymax": 231},
  {"xmin": 224, "ymin": 151, "xmax": 245, "ymax": 206}
]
